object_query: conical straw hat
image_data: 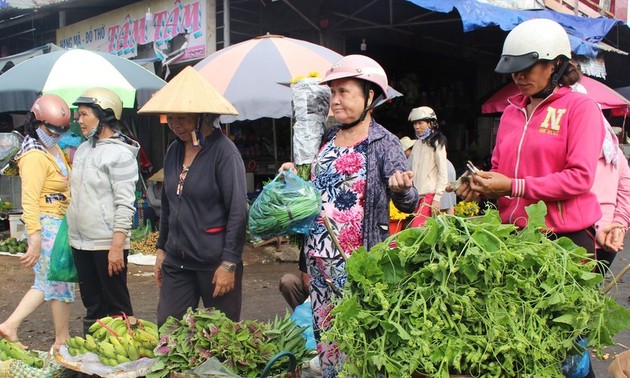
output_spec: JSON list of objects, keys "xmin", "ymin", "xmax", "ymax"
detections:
[
  {"xmin": 147, "ymin": 168, "xmax": 164, "ymax": 182},
  {"xmin": 138, "ymin": 66, "xmax": 238, "ymax": 115}
]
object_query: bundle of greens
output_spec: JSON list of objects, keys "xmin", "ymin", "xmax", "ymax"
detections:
[
  {"xmin": 324, "ymin": 202, "xmax": 630, "ymax": 377},
  {"xmin": 249, "ymin": 170, "xmax": 321, "ymax": 239},
  {"xmin": 146, "ymin": 307, "xmax": 308, "ymax": 378}
]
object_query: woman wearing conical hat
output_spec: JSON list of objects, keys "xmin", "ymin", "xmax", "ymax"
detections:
[{"xmin": 139, "ymin": 66, "xmax": 247, "ymax": 325}]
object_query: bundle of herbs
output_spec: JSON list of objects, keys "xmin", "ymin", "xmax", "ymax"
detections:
[
  {"xmin": 324, "ymin": 202, "xmax": 630, "ymax": 377},
  {"xmin": 146, "ymin": 307, "xmax": 309, "ymax": 378},
  {"xmin": 249, "ymin": 169, "xmax": 321, "ymax": 239}
]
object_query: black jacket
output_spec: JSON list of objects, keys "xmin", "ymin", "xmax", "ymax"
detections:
[{"xmin": 156, "ymin": 130, "xmax": 247, "ymax": 270}]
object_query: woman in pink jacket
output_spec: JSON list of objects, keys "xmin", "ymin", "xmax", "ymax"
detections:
[
  {"xmin": 458, "ymin": 18, "xmax": 604, "ymax": 248},
  {"xmin": 457, "ymin": 19, "xmax": 604, "ymax": 245},
  {"xmin": 457, "ymin": 18, "xmax": 606, "ymax": 378},
  {"xmin": 592, "ymin": 122, "xmax": 630, "ymax": 273},
  {"xmin": 572, "ymin": 80, "xmax": 630, "ymax": 274}
]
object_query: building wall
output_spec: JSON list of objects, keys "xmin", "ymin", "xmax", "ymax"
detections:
[{"xmin": 56, "ymin": 0, "xmax": 214, "ymax": 64}]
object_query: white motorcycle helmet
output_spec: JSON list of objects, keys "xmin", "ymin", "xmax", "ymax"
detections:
[
  {"xmin": 408, "ymin": 106, "xmax": 437, "ymax": 123},
  {"xmin": 495, "ymin": 18, "xmax": 571, "ymax": 74}
]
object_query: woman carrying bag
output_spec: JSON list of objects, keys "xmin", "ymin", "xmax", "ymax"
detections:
[{"xmin": 0, "ymin": 94, "xmax": 75, "ymax": 351}]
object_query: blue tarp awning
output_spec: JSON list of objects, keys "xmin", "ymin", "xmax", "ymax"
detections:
[{"xmin": 406, "ymin": 0, "xmax": 627, "ymax": 57}]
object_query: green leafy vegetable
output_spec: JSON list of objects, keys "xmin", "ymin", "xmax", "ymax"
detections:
[
  {"xmin": 146, "ymin": 307, "xmax": 308, "ymax": 378},
  {"xmin": 324, "ymin": 201, "xmax": 630, "ymax": 377},
  {"xmin": 249, "ymin": 170, "xmax": 321, "ymax": 239}
]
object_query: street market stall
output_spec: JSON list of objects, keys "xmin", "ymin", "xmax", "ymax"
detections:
[{"xmin": 325, "ymin": 202, "xmax": 630, "ymax": 377}]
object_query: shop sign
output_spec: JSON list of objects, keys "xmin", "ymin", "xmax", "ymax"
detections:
[
  {"xmin": 56, "ymin": 0, "xmax": 206, "ymax": 62},
  {"xmin": 1, "ymin": 0, "xmax": 72, "ymax": 9}
]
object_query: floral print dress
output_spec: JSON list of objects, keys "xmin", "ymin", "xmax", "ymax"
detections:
[
  {"xmin": 304, "ymin": 135, "xmax": 367, "ymax": 378},
  {"xmin": 33, "ymin": 152, "xmax": 75, "ymax": 302}
]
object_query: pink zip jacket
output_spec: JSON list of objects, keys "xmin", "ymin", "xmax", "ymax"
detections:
[
  {"xmin": 492, "ymin": 86, "xmax": 604, "ymax": 233},
  {"xmin": 593, "ymin": 148, "xmax": 630, "ymax": 233}
]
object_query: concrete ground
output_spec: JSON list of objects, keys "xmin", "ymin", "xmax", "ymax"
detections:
[{"xmin": 590, "ymin": 243, "xmax": 630, "ymax": 377}]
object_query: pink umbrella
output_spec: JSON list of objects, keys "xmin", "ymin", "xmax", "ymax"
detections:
[
  {"xmin": 195, "ymin": 34, "xmax": 403, "ymax": 122},
  {"xmin": 481, "ymin": 76, "xmax": 630, "ymax": 115},
  {"xmin": 194, "ymin": 34, "xmax": 342, "ymax": 122}
]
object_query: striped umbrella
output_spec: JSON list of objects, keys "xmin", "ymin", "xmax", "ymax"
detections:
[
  {"xmin": 0, "ymin": 49, "xmax": 166, "ymax": 112},
  {"xmin": 194, "ymin": 34, "xmax": 343, "ymax": 122}
]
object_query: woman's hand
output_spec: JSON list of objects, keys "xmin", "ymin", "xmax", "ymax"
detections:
[
  {"xmin": 456, "ymin": 171, "xmax": 512, "ymax": 201},
  {"xmin": 154, "ymin": 249, "xmax": 166, "ymax": 288},
  {"xmin": 108, "ymin": 246, "xmax": 125, "ymax": 276},
  {"xmin": 431, "ymin": 200, "xmax": 441, "ymax": 215},
  {"xmin": 389, "ymin": 171, "xmax": 413, "ymax": 193},
  {"xmin": 278, "ymin": 162, "xmax": 297, "ymax": 174},
  {"xmin": 20, "ymin": 232, "xmax": 41, "ymax": 268},
  {"xmin": 108, "ymin": 231, "xmax": 129, "ymax": 276},
  {"xmin": 212, "ymin": 262, "xmax": 236, "ymax": 298},
  {"xmin": 596, "ymin": 224, "xmax": 625, "ymax": 253},
  {"xmin": 454, "ymin": 179, "xmax": 480, "ymax": 203}
]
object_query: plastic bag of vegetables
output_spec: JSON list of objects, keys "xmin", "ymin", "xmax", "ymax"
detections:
[
  {"xmin": 0, "ymin": 131, "xmax": 23, "ymax": 171},
  {"xmin": 249, "ymin": 170, "xmax": 321, "ymax": 239}
]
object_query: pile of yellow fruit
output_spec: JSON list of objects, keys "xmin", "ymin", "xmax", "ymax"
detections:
[{"xmin": 130, "ymin": 231, "xmax": 159, "ymax": 255}]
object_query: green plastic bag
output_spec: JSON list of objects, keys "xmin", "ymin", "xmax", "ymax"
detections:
[{"xmin": 47, "ymin": 216, "xmax": 78, "ymax": 283}]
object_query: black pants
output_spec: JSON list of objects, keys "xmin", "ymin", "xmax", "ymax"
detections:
[
  {"xmin": 595, "ymin": 248, "xmax": 617, "ymax": 276},
  {"xmin": 156, "ymin": 262, "xmax": 243, "ymax": 327},
  {"xmin": 553, "ymin": 227, "xmax": 597, "ymax": 378},
  {"xmin": 554, "ymin": 227, "xmax": 596, "ymax": 256},
  {"xmin": 72, "ymin": 248, "xmax": 133, "ymax": 320}
]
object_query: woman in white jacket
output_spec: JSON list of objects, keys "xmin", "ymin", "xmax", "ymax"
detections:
[
  {"xmin": 408, "ymin": 106, "xmax": 448, "ymax": 227},
  {"xmin": 66, "ymin": 88, "xmax": 139, "ymax": 335}
]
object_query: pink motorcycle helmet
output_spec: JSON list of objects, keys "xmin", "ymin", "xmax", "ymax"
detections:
[
  {"xmin": 30, "ymin": 94, "xmax": 71, "ymax": 134},
  {"xmin": 320, "ymin": 54, "xmax": 389, "ymax": 100}
]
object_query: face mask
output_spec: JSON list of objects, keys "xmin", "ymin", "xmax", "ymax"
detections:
[
  {"xmin": 35, "ymin": 127, "xmax": 61, "ymax": 148},
  {"xmin": 85, "ymin": 120, "xmax": 100, "ymax": 139},
  {"xmin": 416, "ymin": 128, "xmax": 431, "ymax": 140}
]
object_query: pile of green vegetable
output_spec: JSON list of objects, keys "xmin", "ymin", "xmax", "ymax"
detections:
[
  {"xmin": 249, "ymin": 170, "xmax": 321, "ymax": 239},
  {"xmin": 324, "ymin": 202, "xmax": 630, "ymax": 377},
  {"xmin": 0, "ymin": 237, "xmax": 27, "ymax": 254},
  {"xmin": 146, "ymin": 307, "xmax": 310, "ymax": 378}
]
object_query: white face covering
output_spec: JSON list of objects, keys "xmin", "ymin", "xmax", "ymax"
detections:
[
  {"xmin": 36, "ymin": 127, "xmax": 61, "ymax": 148},
  {"xmin": 85, "ymin": 120, "xmax": 100, "ymax": 139}
]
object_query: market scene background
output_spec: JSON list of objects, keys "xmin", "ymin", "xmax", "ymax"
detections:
[{"xmin": 0, "ymin": 0, "xmax": 630, "ymax": 377}]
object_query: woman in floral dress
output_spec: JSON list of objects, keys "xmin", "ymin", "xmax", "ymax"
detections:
[{"xmin": 281, "ymin": 55, "xmax": 419, "ymax": 377}]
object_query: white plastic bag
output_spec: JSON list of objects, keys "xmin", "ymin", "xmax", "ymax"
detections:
[{"xmin": 0, "ymin": 131, "xmax": 23, "ymax": 170}]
